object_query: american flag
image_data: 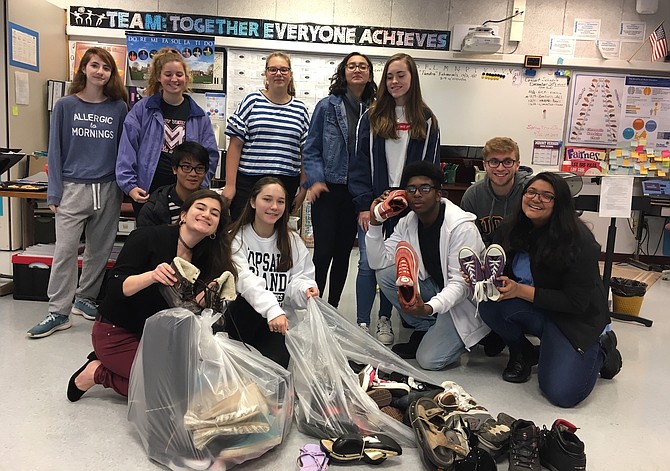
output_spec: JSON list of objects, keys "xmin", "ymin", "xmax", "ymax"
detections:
[{"xmin": 650, "ymin": 23, "xmax": 668, "ymax": 62}]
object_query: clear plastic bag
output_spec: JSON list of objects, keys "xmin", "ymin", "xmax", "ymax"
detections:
[
  {"xmin": 128, "ymin": 308, "xmax": 293, "ymax": 471},
  {"xmin": 285, "ymin": 298, "xmax": 439, "ymax": 448}
]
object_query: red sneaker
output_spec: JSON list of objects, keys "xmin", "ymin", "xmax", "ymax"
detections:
[
  {"xmin": 395, "ymin": 241, "xmax": 420, "ymax": 309},
  {"xmin": 373, "ymin": 190, "xmax": 408, "ymax": 223}
]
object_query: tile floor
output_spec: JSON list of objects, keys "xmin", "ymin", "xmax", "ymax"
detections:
[{"xmin": 1, "ymin": 251, "xmax": 668, "ymax": 470}]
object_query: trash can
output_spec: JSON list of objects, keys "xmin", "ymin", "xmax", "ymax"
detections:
[{"xmin": 610, "ymin": 277, "xmax": 647, "ymax": 316}]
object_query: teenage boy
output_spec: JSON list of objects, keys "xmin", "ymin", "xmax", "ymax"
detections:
[
  {"xmin": 137, "ymin": 141, "xmax": 210, "ymax": 226},
  {"xmin": 366, "ymin": 161, "xmax": 490, "ymax": 370},
  {"xmin": 460, "ymin": 137, "xmax": 532, "ymax": 246}
]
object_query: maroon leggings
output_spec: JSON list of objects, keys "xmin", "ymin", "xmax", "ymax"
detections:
[{"xmin": 91, "ymin": 320, "xmax": 139, "ymax": 397}]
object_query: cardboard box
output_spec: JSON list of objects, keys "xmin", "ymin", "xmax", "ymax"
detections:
[{"xmin": 26, "ymin": 154, "xmax": 48, "ymax": 178}]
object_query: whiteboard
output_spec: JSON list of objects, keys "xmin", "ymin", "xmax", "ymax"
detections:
[
  {"xmin": 415, "ymin": 62, "xmax": 569, "ymax": 165},
  {"xmin": 226, "ymin": 49, "xmax": 570, "ymax": 166}
]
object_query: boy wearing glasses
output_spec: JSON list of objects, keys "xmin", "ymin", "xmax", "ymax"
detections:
[
  {"xmin": 137, "ymin": 141, "xmax": 210, "ymax": 226},
  {"xmin": 460, "ymin": 137, "xmax": 532, "ymax": 246},
  {"xmin": 366, "ymin": 161, "xmax": 489, "ymax": 369}
]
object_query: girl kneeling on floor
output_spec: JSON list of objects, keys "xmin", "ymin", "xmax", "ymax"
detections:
[{"xmin": 227, "ymin": 176, "xmax": 319, "ymax": 368}]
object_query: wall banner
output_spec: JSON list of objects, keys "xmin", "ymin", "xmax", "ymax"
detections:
[{"xmin": 70, "ymin": 6, "xmax": 451, "ymax": 51}]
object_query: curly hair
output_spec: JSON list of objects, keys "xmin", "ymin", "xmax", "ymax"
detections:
[
  {"xmin": 328, "ymin": 52, "xmax": 377, "ymax": 105},
  {"xmin": 144, "ymin": 48, "xmax": 191, "ymax": 96}
]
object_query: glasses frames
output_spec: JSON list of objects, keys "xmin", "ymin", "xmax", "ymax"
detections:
[
  {"xmin": 485, "ymin": 158, "xmax": 517, "ymax": 168},
  {"xmin": 266, "ymin": 66, "xmax": 291, "ymax": 75},
  {"xmin": 346, "ymin": 63, "xmax": 369, "ymax": 71},
  {"xmin": 524, "ymin": 188, "xmax": 555, "ymax": 203},
  {"xmin": 405, "ymin": 184, "xmax": 437, "ymax": 195},
  {"xmin": 178, "ymin": 164, "xmax": 207, "ymax": 175}
]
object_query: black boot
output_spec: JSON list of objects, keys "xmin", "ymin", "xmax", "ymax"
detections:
[
  {"xmin": 503, "ymin": 343, "xmax": 539, "ymax": 384},
  {"xmin": 391, "ymin": 330, "xmax": 426, "ymax": 359}
]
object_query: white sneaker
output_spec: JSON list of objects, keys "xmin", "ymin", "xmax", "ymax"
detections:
[
  {"xmin": 376, "ymin": 316, "xmax": 394, "ymax": 345},
  {"xmin": 358, "ymin": 323, "xmax": 370, "ymax": 334}
]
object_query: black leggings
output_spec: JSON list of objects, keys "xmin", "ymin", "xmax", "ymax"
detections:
[
  {"xmin": 310, "ymin": 183, "xmax": 357, "ymax": 307},
  {"xmin": 224, "ymin": 297, "xmax": 290, "ymax": 368}
]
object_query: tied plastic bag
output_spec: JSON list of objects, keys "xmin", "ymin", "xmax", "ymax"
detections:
[
  {"xmin": 128, "ymin": 308, "xmax": 293, "ymax": 471},
  {"xmin": 286, "ymin": 298, "xmax": 439, "ymax": 448}
]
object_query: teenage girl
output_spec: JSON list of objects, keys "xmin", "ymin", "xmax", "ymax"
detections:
[
  {"xmin": 116, "ymin": 47, "xmax": 219, "ymax": 215},
  {"xmin": 28, "ymin": 47, "xmax": 128, "ymax": 339},
  {"xmin": 227, "ymin": 177, "xmax": 318, "ymax": 368},
  {"xmin": 303, "ymin": 52, "xmax": 377, "ymax": 311},
  {"xmin": 223, "ymin": 52, "xmax": 310, "ymax": 220},
  {"xmin": 348, "ymin": 53, "xmax": 441, "ymax": 349}
]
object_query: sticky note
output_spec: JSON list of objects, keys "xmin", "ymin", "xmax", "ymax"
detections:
[
  {"xmin": 659, "ymin": 170, "xmax": 666, "ymax": 177},
  {"xmin": 11, "ymin": 105, "xmax": 18, "ymax": 116},
  {"xmin": 662, "ymin": 150, "xmax": 670, "ymax": 157},
  {"xmin": 636, "ymin": 145, "xmax": 645, "ymax": 152}
]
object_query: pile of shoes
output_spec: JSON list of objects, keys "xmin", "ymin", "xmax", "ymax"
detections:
[
  {"xmin": 320, "ymin": 433, "xmax": 403, "ymax": 465},
  {"xmin": 478, "ymin": 416, "xmax": 587, "ymax": 471},
  {"xmin": 433, "ymin": 381, "xmax": 494, "ymax": 431},
  {"xmin": 356, "ymin": 363, "xmax": 442, "ymax": 424},
  {"xmin": 458, "ymin": 244, "xmax": 507, "ymax": 303}
]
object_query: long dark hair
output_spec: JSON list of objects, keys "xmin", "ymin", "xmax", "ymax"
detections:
[
  {"xmin": 229, "ymin": 177, "xmax": 294, "ymax": 272},
  {"xmin": 328, "ymin": 52, "xmax": 377, "ymax": 105},
  {"xmin": 69, "ymin": 47, "xmax": 128, "ymax": 102},
  {"xmin": 501, "ymin": 172, "xmax": 583, "ymax": 269},
  {"xmin": 369, "ymin": 53, "xmax": 437, "ymax": 140},
  {"xmin": 181, "ymin": 189, "xmax": 237, "ymax": 281}
]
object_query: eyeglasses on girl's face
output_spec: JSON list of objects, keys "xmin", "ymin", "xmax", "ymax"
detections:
[
  {"xmin": 485, "ymin": 158, "xmax": 517, "ymax": 168},
  {"xmin": 346, "ymin": 62, "xmax": 369, "ymax": 71},
  {"xmin": 405, "ymin": 184, "xmax": 437, "ymax": 194},
  {"xmin": 524, "ymin": 187, "xmax": 555, "ymax": 203},
  {"xmin": 266, "ymin": 66, "xmax": 291, "ymax": 75}
]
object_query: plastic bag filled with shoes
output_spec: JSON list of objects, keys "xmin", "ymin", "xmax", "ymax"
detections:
[{"xmin": 128, "ymin": 308, "xmax": 293, "ymax": 471}]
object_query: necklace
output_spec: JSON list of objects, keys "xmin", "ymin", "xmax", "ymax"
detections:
[{"xmin": 178, "ymin": 233, "xmax": 194, "ymax": 251}]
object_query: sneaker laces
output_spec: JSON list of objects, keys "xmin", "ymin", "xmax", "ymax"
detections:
[
  {"xmin": 396, "ymin": 257, "xmax": 413, "ymax": 285},
  {"xmin": 39, "ymin": 313, "xmax": 61, "ymax": 325},
  {"xmin": 377, "ymin": 317, "xmax": 393, "ymax": 336},
  {"xmin": 77, "ymin": 298, "xmax": 97, "ymax": 310},
  {"xmin": 511, "ymin": 433, "xmax": 539, "ymax": 469}
]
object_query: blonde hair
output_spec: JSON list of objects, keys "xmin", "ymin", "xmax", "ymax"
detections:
[
  {"xmin": 144, "ymin": 48, "xmax": 191, "ymax": 96},
  {"xmin": 483, "ymin": 137, "xmax": 520, "ymax": 161},
  {"xmin": 265, "ymin": 52, "xmax": 296, "ymax": 97}
]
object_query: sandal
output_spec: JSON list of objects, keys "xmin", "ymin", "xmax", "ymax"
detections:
[
  {"xmin": 297, "ymin": 443, "xmax": 328, "ymax": 470},
  {"xmin": 320, "ymin": 433, "xmax": 402, "ymax": 465}
]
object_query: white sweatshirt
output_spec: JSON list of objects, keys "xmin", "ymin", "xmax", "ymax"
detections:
[{"xmin": 231, "ymin": 224, "xmax": 317, "ymax": 322}]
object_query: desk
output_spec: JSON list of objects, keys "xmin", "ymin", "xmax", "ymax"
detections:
[{"xmin": 0, "ymin": 190, "xmax": 47, "ymax": 249}]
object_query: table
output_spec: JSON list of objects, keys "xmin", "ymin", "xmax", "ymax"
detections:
[{"xmin": 0, "ymin": 189, "xmax": 47, "ymax": 249}]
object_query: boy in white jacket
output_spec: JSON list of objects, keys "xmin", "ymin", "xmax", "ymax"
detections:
[{"xmin": 366, "ymin": 161, "xmax": 489, "ymax": 370}]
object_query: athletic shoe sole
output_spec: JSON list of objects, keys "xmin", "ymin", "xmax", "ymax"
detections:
[
  {"xmin": 395, "ymin": 241, "xmax": 420, "ymax": 308},
  {"xmin": 71, "ymin": 306, "xmax": 96, "ymax": 321},
  {"xmin": 27, "ymin": 319, "xmax": 72, "ymax": 338}
]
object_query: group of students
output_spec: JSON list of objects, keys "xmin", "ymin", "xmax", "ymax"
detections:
[{"xmin": 30, "ymin": 44, "xmax": 621, "ymax": 410}]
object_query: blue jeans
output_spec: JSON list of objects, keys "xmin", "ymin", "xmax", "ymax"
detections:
[
  {"xmin": 376, "ymin": 265, "xmax": 466, "ymax": 370},
  {"xmin": 356, "ymin": 225, "xmax": 392, "ymax": 324},
  {"xmin": 479, "ymin": 298, "xmax": 605, "ymax": 408}
]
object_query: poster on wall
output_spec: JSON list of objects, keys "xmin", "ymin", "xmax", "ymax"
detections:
[
  {"xmin": 619, "ymin": 76, "xmax": 670, "ymax": 149},
  {"xmin": 126, "ymin": 33, "xmax": 215, "ymax": 84},
  {"xmin": 70, "ymin": 41, "xmax": 127, "ymax": 81},
  {"xmin": 566, "ymin": 73, "xmax": 626, "ymax": 147}
]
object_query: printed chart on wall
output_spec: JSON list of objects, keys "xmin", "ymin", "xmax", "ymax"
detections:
[
  {"xmin": 566, "ymin": 74, "xmax": 625, "ymax": 147},
  {"xmin": 414, "ymin": 63, "xmax": 569, "ymax": 165},
  {"xmin": 620, "ymin": 76, "xmax": 670, "ymax": 149}
]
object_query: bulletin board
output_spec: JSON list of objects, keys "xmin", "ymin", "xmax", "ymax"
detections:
[
  {"xmin": 567, "ymin": 72, "xmax": 670, "ymax": 150},
  {"xmin": 226, "ymin": 48, "xmax": 570, "ymax": 166}
]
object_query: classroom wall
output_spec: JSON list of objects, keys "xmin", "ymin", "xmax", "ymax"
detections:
[{"xmin": 55, "ymin": 0, "xmax": 670, "ymax": 62}]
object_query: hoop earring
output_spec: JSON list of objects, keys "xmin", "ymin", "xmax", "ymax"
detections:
[{"xmin": 210, "ymin": 233, "xmax": 217, "ymax": 240}]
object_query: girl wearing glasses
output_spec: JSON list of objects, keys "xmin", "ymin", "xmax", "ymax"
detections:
[
  {"xmin": 303, "ymin": 52, "xmax": 377, "ymax": 312},
  {"xmin": 349, "ymin": 53, "xmax": 440, "ymax": 346},
  {"xmin": 224, "ymin": 52, "xmax": 310, "ymax": 220},
  {"xmin": 478, "ymin": 172, "xmax": 621, "ymax": 407},
  {"xmin": 116, "ymin": 48, "xmax": 219, "ymax": 216},
  {"xmin": 27, "ymin": 47, "xmax": 128, "ymax": 339}
]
